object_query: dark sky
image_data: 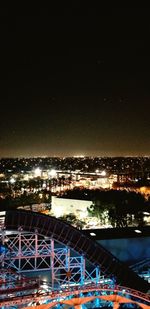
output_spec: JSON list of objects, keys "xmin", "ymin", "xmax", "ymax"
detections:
[{"xmin": 1, "ymin": 5, "xmax": 150, "ymax": 157}]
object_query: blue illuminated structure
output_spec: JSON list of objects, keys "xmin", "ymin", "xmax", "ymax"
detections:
[{"xmin": 0, "ymin": 210, "xmax": 150, "ymax": 308}]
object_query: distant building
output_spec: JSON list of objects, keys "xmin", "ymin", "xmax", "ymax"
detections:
[{"xmin": 51, "ymin": 196, "xmax": 92, "ymax": 219}]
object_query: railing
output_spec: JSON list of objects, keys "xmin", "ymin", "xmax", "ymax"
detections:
[{"xmin": 0, "ymin": 282, "xmax": 150, "ymax": 307}]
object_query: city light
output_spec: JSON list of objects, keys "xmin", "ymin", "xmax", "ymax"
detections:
[
  {"xmin": 34, "ymin": 167, "xmax": 41, "ymax": 177},
  {"xmin": 10, "ymin": 178, "xmax": 16, "ymax": 184},
  {"xmin": 90, "ymin": 232, "xmax": 96, "ymax": 236},
  {"xmin": 49, "ymin": 169, "xmax": 57, "ymax": 178},
  {"xmin": 134, "ymin": 229, "xmax": 142, "ymax": 233},
  {"xmin": 73, "ymin": 155, "xmax": 85, "ymax": 158},
  {"xmin": 100, "ymin": 170, "xmax": 106, "ymax": 176}
]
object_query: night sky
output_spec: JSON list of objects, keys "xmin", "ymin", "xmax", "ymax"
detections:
[{"xmin": 1, "ymin": 5, "xmax": 150, "ymax": 157}]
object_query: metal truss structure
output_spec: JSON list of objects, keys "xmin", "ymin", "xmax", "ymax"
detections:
[
  {"xmin": 130, "ymin": 258, "xmax": 150, "ymax": 283},
  {"xmin": 0, "ymin": 229, "xmax": 106, "ymax": 289},
  {"xmin": 0, "ymin": 269, "xmax": 40, "ymax": 301},
  {"xmin": 0, "ymin": 209, "xmax": 150, "ymax": 308},
  {"xmin": 1, "ymin": 283, "xmax": 150, "ymax": 308},
  {"xmin": 3, "ymin": 209, "xmax": 150, "ymax": 292}
]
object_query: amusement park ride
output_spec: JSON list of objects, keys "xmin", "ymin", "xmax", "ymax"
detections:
[{"xmin": 0, "ymin": 210, "xmax": 150, "ymax": 308}]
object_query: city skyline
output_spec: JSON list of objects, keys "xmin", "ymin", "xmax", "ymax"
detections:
[{"xmin": 2, "ymin": 6, "xmax": 150, "ymax": 157}]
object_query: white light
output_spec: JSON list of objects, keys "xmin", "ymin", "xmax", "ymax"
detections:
[
  {"xmin": 53, "ymin": 206, "xmax": 63, "ymax": 218},
  {"xmin": 73, "ymin": 155, "xmax": 85, "ymax": 158},
  {"xmin": 100, "ymin": 170, "xmax": 106, "ymax": 176},
  {"xmin": 41, "ymin": 283, "xmax": 48, "ymax": 287},
  {"xmin": 4, "ymin": 237, "xmax": 9, "ymax": 242},
  {"xmin": 49, "ymin": 169, "xmax": 57, "ymax": 177},
  {"xmin": 10, "ymin": 178, "xmax": 16, "ymax": 184},
  {"xmin": 134, "ymin": 229, "xmax": 142, "ymax": 233},
  {"xmin": 90, "ymin": 232, "xmax": 96, "ymax": 236},
  {"xmin": 143, "ymin": 212, "xmax": 150, "ymax": 215},
  {"xmin": 34, "ymin": 168, "xmax": 41, "ymax": 177}
]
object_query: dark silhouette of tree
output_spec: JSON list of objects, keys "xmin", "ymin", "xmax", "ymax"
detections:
[{"xmin": 62, "ymin": 188, "xmax": 148, "ymax": 228}]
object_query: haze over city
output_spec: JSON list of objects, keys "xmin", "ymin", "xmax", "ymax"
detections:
[{"xmin": 1, "ymin": 5, "xmax": 149, "ymax": 157}]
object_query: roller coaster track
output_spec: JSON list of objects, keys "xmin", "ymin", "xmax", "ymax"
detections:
[
  {"xmin": 0, "ymin": 283, "xmax": 150, "ymax": 308},
  {"xmin": 3, "ymin": 210, "xmax": 150, "ymax": 293},
  {"xmin": 131, "ymin": 258, "xmax": 150, "ymax": 272}
]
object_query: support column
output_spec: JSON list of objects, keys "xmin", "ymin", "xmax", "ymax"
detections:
[
  {"xmin": 1, "ymin": 228, "xmax": 6, "ymax": 296},
  {"xmin": 96, "ymin": 266, "xmax": 100, "ymax": 284},
  {"xmin": 1, "ymin": 229, "xmax": 5, "ymax": 269},
  {"xmin": 35, "ymin": 229, "xmax": 38, "ymax": 270},
  {"xmin": 18, "ymin": 228, "xmax": 22, "ymax": 271},
  {"xmin": 113, "ymin": 302, "xmax": 120, "ymax": 309},
  {"xmin": 66, "ymin": 246, "xmax": 71, "ymax": 286},
  {"xmin": 51, "ymin": 238, "xmax": 55, "ymax": 289},
  {"xmin": 80, "ymin": 255, "xmax": 85, "ymax": 285}
]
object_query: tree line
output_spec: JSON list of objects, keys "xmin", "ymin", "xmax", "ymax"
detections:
[{"xmin": 61, "ymin": 188, "xmax": 150, "ymax": 227}]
